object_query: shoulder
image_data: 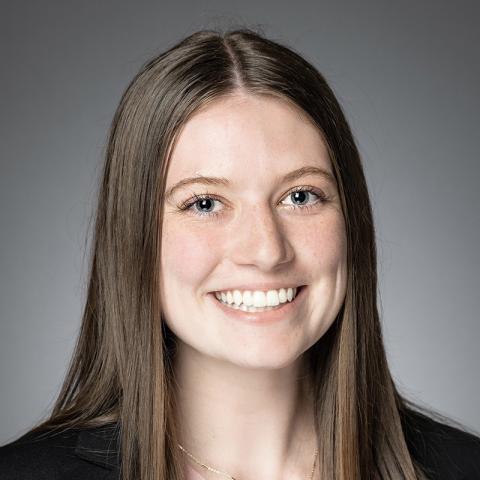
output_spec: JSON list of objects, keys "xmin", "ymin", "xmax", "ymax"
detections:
[
  {"xmin": 0, "ymin": 424, "xmax": 120, "ymax": 480},
  {"xmin": 401, "ymin": 407, "xmax": 480, "ymax": 479}
]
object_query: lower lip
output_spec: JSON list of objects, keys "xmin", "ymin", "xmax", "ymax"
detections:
[{"xmin": 208, "ymin": 286, "xmax": 307, "ymax": 325}]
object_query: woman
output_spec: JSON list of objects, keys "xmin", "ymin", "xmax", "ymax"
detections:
[{"xmin": 1, "ymin": 28, "xmax": 479, "ymax": 480}]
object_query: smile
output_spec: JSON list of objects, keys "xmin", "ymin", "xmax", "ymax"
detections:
[
  {"xmin": 209, "ymin": 286, "xmax": 307, "ymax": 325},
  {"xmin": 214, "ymin": 286, "xmax": 299, "ymax": 312}
]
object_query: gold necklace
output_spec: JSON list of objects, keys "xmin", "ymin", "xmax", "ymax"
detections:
[{"xmin": 178, "ymin": 443, "xmax": 319, "ymax": 480}]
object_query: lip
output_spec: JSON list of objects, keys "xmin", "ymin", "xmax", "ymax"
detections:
[
  {"xmin": 208, "ymin": 285, "xmax": 308, "ymax": 326},
  {"xmin": 210, "ymin": 283, "xmax": 302, "ymax": 293}
]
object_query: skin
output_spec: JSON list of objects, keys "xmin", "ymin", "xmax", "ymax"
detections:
[{"xmin": 160, "ymin": 92, "xmax": 348, "ymax": 480}]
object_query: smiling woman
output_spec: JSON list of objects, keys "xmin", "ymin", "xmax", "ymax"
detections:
[
  {"xmin": 1, "ymin": 27, "xmax": 480, "ymax": 480},
  {"xmin": 160, "ymin": 94, "xmax": 348, "ymax": 373}
]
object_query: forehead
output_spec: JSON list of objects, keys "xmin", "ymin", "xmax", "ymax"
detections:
[{"xmin": 166, "ymin": 93, "xmax": 332, "ymax": 183}]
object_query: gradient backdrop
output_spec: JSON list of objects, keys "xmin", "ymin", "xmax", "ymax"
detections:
[{"xmin": 1, "ymin": 0, "xmax": 479, "ymax": 444}]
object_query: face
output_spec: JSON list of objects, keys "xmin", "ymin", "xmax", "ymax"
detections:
[{"xmin": 160, "ymin": 93, "xmax": 347, "ymax": 370}]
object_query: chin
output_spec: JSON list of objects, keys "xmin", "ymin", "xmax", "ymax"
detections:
[{"xmin": 220, "ymin": 346, "xmax": 305, "ymax": 371}]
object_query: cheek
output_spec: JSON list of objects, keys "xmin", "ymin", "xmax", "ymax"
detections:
[
  {"xmin": 161, "ymin": 222, "xmax": 223, "ymax": 287},
  {"xmin": 295, "ymin": 213, "xmax": 347, "ymax": 271}
]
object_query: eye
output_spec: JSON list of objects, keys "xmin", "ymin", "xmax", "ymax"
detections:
[
  {"xmin": 178, "ymin": 186, "xmax": 330, "ymax": 219},
  {"xmin": 280, "ymin": 186, "xmax": 328, "ymax": 211}
]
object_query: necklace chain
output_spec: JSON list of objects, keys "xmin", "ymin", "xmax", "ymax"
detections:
[{"xmin": 178, "ymin": 443, "xmax": 319, "ymax": 480}]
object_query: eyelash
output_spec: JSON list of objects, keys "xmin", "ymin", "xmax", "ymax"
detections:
[{"xmin": 177, "ymin": 186, "xmax": 330, "ymax": 219}]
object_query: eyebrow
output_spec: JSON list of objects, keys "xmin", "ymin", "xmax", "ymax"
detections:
[{"xmin": 165, "ymin": 166, "xmax": 336, "ymax": 199}]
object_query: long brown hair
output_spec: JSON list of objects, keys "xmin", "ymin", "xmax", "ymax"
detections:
[{"xmin": 22, "ymin": 27, "xmax": 463, "ymax": 479}]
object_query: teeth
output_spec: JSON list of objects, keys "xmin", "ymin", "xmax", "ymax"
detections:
[
  {"xmin": 233, "ymin": 290, "xmax": 243, "ymax": 306},
  {"xmin": 214, "ymin": 287, "xmax": 299, "ymax": 308},
  {"xmin": 266, "ymin": 290, "xmax": 279, "ymax": 307}
]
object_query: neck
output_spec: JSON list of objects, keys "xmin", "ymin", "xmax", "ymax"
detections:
[{"xmin": 173, "ymin": 341, "xmax": 318, "ymax": 480}]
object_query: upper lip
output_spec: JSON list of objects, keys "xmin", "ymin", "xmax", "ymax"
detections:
[{"xmin": 211, "ymin": 283, "xmax": 305, "ymax": 293}]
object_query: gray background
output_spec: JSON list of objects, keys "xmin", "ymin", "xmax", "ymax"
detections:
[{"xmin": 1, "ymin": 0, "xmax": 479, "ymax": 445}]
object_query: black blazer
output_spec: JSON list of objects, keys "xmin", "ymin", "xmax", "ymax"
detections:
[{"xmin": 1, "ymin": 409, "xmax": 480, "ymax": 479}]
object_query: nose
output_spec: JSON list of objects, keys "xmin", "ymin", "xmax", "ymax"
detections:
[{"xmin": 227, "ymin": 203, "xmax": 294, "ymax": 271}]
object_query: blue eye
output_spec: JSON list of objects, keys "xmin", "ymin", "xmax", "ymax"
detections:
[{"xmin": 179, "ymin": 187, "xmax": 329, "ymax": 219}]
